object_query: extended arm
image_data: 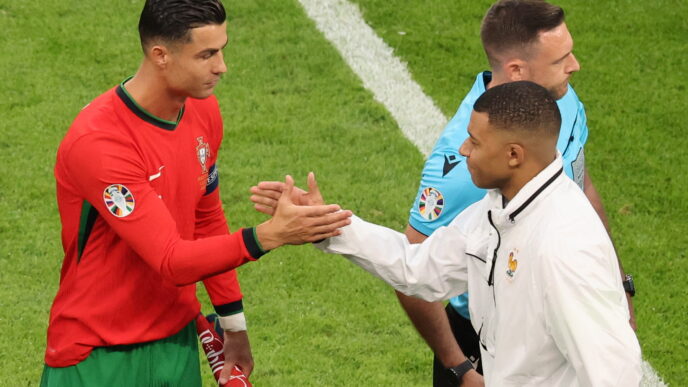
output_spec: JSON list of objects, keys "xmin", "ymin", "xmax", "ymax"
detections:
[
  {"xmin": 251, "ymin": 175, "xmax": 480, "ymax": 384},
  {"xmin": 66, "ymin": 136, "xmax": 350, "ymax": 286},
  {"xmin": 316, "ymin": 215, "xmax": 469, "ymax": 302}
]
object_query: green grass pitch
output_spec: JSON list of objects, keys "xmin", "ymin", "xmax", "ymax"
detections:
[{"xmin": 0, "ymin": 0, "xmax": 685, "ymax": 385}]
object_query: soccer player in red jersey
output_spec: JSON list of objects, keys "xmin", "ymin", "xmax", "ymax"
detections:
[{"xmin": 40, "ymin": 1, "xmax": 351, "ymax": 386}]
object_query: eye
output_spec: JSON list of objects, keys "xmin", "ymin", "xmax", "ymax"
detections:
[{"xmin": 200, "ymin": 51, "xmax": 217, "ymax": 60}]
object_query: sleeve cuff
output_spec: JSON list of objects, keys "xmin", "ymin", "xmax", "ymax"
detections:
[
  {"xmin": 242, "ymin": 227, "xmax": 268, "ymax": 259},
  {"xmin": 214, "ymin": 299, "xmax": 244, "ymax": 317}
]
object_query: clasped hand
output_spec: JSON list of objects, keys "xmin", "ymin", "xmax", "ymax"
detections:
[{"xmin": 254, "ymin": 173, "xmax": 351, "ymax": 250}]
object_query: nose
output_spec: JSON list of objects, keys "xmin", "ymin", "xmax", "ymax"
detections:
[
  {"xmin": 215, "ymin": 51, "xmax": 227, "ymax": 75},
  {"xmin": 459, "ymin": 138, "xmax": 470, "ymax": 157},
  {"xmin": 567, "ymin": 53, "xmax": 580, "ymax": 74}
]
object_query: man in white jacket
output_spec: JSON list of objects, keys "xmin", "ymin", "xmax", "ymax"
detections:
[{"xmin": 252, "ymin": 81, "xmax": 641, "ymax": 386}]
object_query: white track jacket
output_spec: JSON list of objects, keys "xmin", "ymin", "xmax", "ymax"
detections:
[{"xmin": 316, "ymin": 156, "xmax": 641, "ymax": 386}]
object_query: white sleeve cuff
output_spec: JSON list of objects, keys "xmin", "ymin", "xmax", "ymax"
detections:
[{"xmin": 219, "ymin": 312, "xmax": 247, "ymax": 332}]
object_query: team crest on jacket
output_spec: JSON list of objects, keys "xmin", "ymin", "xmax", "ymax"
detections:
[
  {"xmin": 196, "ymin": 136, "xmax": 211, "ymax": 174},
  {"xmin": 419, "ymin": 187, "xmax": 444, "ymax": 221},
  {"xmin": 506, "ymin": 249, "xmax": 519, "ymax": 279},
  {"xmin": 103, "ymin": 184, "xmax": 135, "ymax": 218}
]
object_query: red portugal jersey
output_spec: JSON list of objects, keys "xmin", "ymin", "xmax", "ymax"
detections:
[{"xmin": 47, "ymin": 81, "xmax": 266, "ymax": 367}]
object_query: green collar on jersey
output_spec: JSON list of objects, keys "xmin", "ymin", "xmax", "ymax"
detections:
[{"xmin": 116, "ymin": 76, "xmax": 184, "ymax": 131}]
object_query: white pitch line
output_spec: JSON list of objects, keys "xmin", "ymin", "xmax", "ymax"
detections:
[
  {"xmin": 298, "ymin": 0, "xmax": 669, "ymax": 385},
  {"xmin": 298, "ymin": 0, "xmax": 447, "ymax": 157}
]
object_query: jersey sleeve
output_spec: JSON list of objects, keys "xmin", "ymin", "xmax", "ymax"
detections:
[
  {"xmin": 315, "ymin": 214, "xmax": 469, "ymax": 301},
  {"xmin": 541, "ymin": 238, "xmax": 641, "ymax": 385},
  {"xmin": 407, "ymin": 98, "xmax": 486, "ymax": 237},
  {"xmin": 194, "ymin": 96, "xmax": 246, "ymax": 315},
  {"xmin": 195, "ymin": 167, "xmax": 245, "ymax": 317},
  {"xmin": 408, "ymin": 148, "xmax": 486, "ymax": 236},
  {"xmin": 63, "ymin": 132, "xmax": 267, "ymax": 286}
]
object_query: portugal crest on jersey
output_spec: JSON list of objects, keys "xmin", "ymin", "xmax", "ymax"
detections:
[
  {"xmin": 103, "ymin": 184, "xmax": 135, "ymax": 217},
  {"xmin": 418, "ymin": 187, "xmax": 444, "ymax": 221},
  {"xmin": 196, "ymin": 136, "xmax": 211, "ymax": 174}
]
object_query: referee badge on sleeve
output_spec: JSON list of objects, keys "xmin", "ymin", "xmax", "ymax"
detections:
[
  {"xmin": 418, "ymin": 187, "xmax": 444, "ymax": 221},
  {"xmin": 103, "ymin": 184, "xmax": 135, "ymax": 217}
]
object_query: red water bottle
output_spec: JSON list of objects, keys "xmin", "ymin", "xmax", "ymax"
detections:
[{"xmin": 196, "ymin": 314, "xmax": 252, "ymax": 387}]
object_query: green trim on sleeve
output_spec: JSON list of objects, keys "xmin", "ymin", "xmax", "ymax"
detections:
[{"xmin": 77, "ymin": 201, "xmax": 99, "ymax": 262}]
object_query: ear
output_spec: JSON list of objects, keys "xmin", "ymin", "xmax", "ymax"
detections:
[
  {"xmin": 507, "ymin": 143, "xmax": 525, "ymax": 168},
  {"xmin": 148, "ymin": 44, "xmax": 170, "ymax": 68},
  {"xmin": 503, "ymin": 58, "xmax": 527, "ymax": 81}
]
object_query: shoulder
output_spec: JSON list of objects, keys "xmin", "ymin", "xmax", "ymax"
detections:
[
  {"xmin": 59, "ymin": 88, "xmax": 144, "ymax": 170},
  {"xmin": 557, "ymin": 85, "xmax": 586, "ymax": 115},
  {"xmin": 537, "ymin": 180, "xmax": 612, "ymax": 267},
  {"xmin": 61, "ymin": 88, "xmax": 132, "ymax": 151},
  {"xmin": 430, "ymin": 71, "xmax": 488, "ymax": 152},
  {"xmin": 71, "ymin": 88, "xmax": 121, "ymax": 130},
  {"xmin": 447, "ymin": 194, "xmax": 487, "ymax": 230}
]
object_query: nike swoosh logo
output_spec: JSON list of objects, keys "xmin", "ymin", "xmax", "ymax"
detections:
[
  {"xmin": 148, "ymin": 166, "xmax": 165, "ymax": 181},
  {"xmin": 442, "ymin": 155, "xmax": 461, "ymax": 177}
]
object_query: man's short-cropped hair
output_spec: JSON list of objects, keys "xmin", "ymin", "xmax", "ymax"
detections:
[
  {"xmin": 473, "ymin": 80, "xmax": 562, "ymax": 138},
  {"xmin": 138, "ymin": 0, "xmax": 226, "ymax": 50},
  {"xmin": 480, "ymin": 0, "xmax": 565, "ymax": 67}
]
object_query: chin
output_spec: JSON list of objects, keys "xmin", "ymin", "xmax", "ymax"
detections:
[
  {"xmin": 552, "ymin": 84, "xmax": 569, "ymax": 100},
  {"xmin": 190, "ymin": 89, "xmax": 215, "ymax": 100}
]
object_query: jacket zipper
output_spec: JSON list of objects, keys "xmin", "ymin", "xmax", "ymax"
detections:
[{"xmin": 487, "ymin": 210, "xmax": 501, "ymax": 287}]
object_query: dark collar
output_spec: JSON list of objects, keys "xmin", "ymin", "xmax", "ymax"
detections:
[{"xmin": 115, "ymin": 77, "xmax": 183, "ymax": 131}]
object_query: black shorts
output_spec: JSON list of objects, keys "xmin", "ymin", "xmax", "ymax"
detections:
[{"xmin": 432, "ymin": 304, "xmax": 482, "ymax": 387}]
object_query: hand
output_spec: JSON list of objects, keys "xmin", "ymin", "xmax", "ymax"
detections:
[
  {"xmin": 218, "ymin": 330, "xmax": 253, "ymax": 384},
  {"xmin": 626, "ymin": 292, "xmax": 637, "ymax": 331},
  {"xmin": 250, "ymin": 172, "xmax": 324, "ymax": 215},
  {"xmin": 461, "ymin": 369, "xmax": 485, "ymax": 387},
  {"xmin": 255, "ymin": 175, "xmax": 351, "ymax": 250}
]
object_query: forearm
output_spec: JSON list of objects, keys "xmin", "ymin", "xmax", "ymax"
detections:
[
  {"xmin": 316, "ymin": 215, "xmax": 468, "ymax": 301},
  {"xmin": 159, "ymin": 228, "xmax": 265, "ymax": 286},
  {"xmin": 204, "ymin": 270, "xmax": 244, "ymax": 316}
]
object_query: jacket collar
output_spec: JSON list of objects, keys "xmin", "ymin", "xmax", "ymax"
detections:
[{"xmin": 486, "ymin": 153, "xmax": 565, "ymax": 226}]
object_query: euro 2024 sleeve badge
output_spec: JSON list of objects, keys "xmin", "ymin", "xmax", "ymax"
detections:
[
  {"xmin": 103, "ymin": 184, "xmax": 135, "ymax": 218},
  {"xmin": 419, "ymin": 187, "xmax": 444, "ymax": 221}
]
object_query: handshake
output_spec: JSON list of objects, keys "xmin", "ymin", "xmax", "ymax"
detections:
[{"xmin": 251, "ymin": 172, "xmax": 352, "ymax": 251}]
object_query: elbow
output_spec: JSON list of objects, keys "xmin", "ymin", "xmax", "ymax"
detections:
[
  {"xmin": 156, "ymin": 241, "xmax": 208, "ymax": 286},
  {"xmin": 158, "ymin": 263, "xmax": 201, "ymax": 287},
  {"xmin": 391, "ymin": 275, "xmax": 451, "ymax": 302}
]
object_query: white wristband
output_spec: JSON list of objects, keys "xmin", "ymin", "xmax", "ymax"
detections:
[{"xmin": 218, "ymin": 312, "xmax": 247, "ymax": 332}]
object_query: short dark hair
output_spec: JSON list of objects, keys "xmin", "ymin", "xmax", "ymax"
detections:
[
  {"xmin": 138, "ymin": 0, "xmax": 226, "ymax": 49},
  {"xmin": 480, "ymin": 0, "xmax": 565, "ymax": 67},
  {"xmin": 473, "ymin": 81, "xmax": 561, "ymax": 138}
]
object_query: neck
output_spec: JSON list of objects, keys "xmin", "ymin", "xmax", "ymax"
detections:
[
  {"xmin": 499, "ymin": 155, "xmax": 556, "ymax": 201},
  {"xmin": 124, "ymin": 61, "xmax": 186, "ymax": 122},
  {"xmin": 486, "ymin": 70, "xmax": 511, "ymax": 90}
]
